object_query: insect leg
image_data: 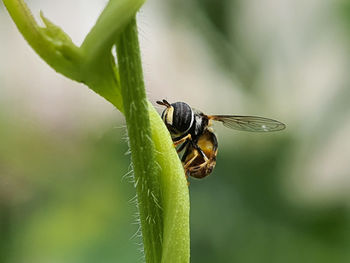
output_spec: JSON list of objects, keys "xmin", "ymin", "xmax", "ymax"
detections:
[
  {"xmin": 177, "ymin": 140, "xmax": 189, "ymax": 153},
  {"xmin": 183, "ymin": 150, "xmax": 199, "ymax": 170},
  {"xmin": 173, "ymin": 133, "xmax": 192, "ymax": 147},
  {"xmin": 187, "ymin": 159, "xmax": 209, "ymax": 172}
]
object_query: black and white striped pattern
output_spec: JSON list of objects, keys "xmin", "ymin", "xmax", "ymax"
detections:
[{"xmin": 171, "ymin": 102, "xmax": 194, "ymax": 134}]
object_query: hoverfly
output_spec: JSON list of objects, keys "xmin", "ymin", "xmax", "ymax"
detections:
[{"xmin": 157, "ymin": 99, "xmax": 285, "ymax": 180}]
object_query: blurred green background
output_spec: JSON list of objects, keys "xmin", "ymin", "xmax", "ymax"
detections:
[{"xmin": 1, "ymin": 0, "xmax": 350, "ymax": 262}]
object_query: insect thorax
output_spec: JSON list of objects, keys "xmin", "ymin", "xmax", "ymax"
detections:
[{"xmin": 190, "ymin": 111, "xmax": 209, "ymax": 139}]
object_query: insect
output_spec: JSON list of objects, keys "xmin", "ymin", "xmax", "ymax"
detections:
[{"xmin": 157, "ymin": 99, "xmax": 286, "ymax": 180}]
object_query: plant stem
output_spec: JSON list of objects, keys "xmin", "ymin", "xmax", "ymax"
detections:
[
  {"xmin": 4, "ymin": 1, "xmax": 190, "ymax": 260},
  {"xmin": 116, "ymin": 17, "xmax": 163, "ymax": 262}
]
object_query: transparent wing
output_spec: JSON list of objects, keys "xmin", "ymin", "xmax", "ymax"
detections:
[{"xmin": 208, "ymin": 115, "xmax": 286, "ymax": 132}]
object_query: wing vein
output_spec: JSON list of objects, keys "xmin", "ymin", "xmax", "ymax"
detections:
[{"xmin": 208, "ymin": 115, "xmax": 286, "ymax": 132}]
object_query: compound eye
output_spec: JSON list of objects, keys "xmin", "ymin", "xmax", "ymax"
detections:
[
  {"xmin": 168, "ymin": 125, "xmax": 179, "ymax": 135},
  {"xmin": 171, "ymin": 102, "xmax": 194, "ymax": 134}
]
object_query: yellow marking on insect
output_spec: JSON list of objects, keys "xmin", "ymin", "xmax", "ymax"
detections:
[
  {"xmin": 197, "ymin": 133, "xmax": 215, "ymax": 158},
  {"xmin": 166, "ymin": 106, "xmax": 174, "ymax": 125}
]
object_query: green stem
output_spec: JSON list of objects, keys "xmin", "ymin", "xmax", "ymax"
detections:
[
  {"xmin": 116, "ymin": 17, "xmax": 163, "ymax": 262},
  {"xmin": 116, "ymin": 17, "xmax": 190, "ymax": 263}
]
